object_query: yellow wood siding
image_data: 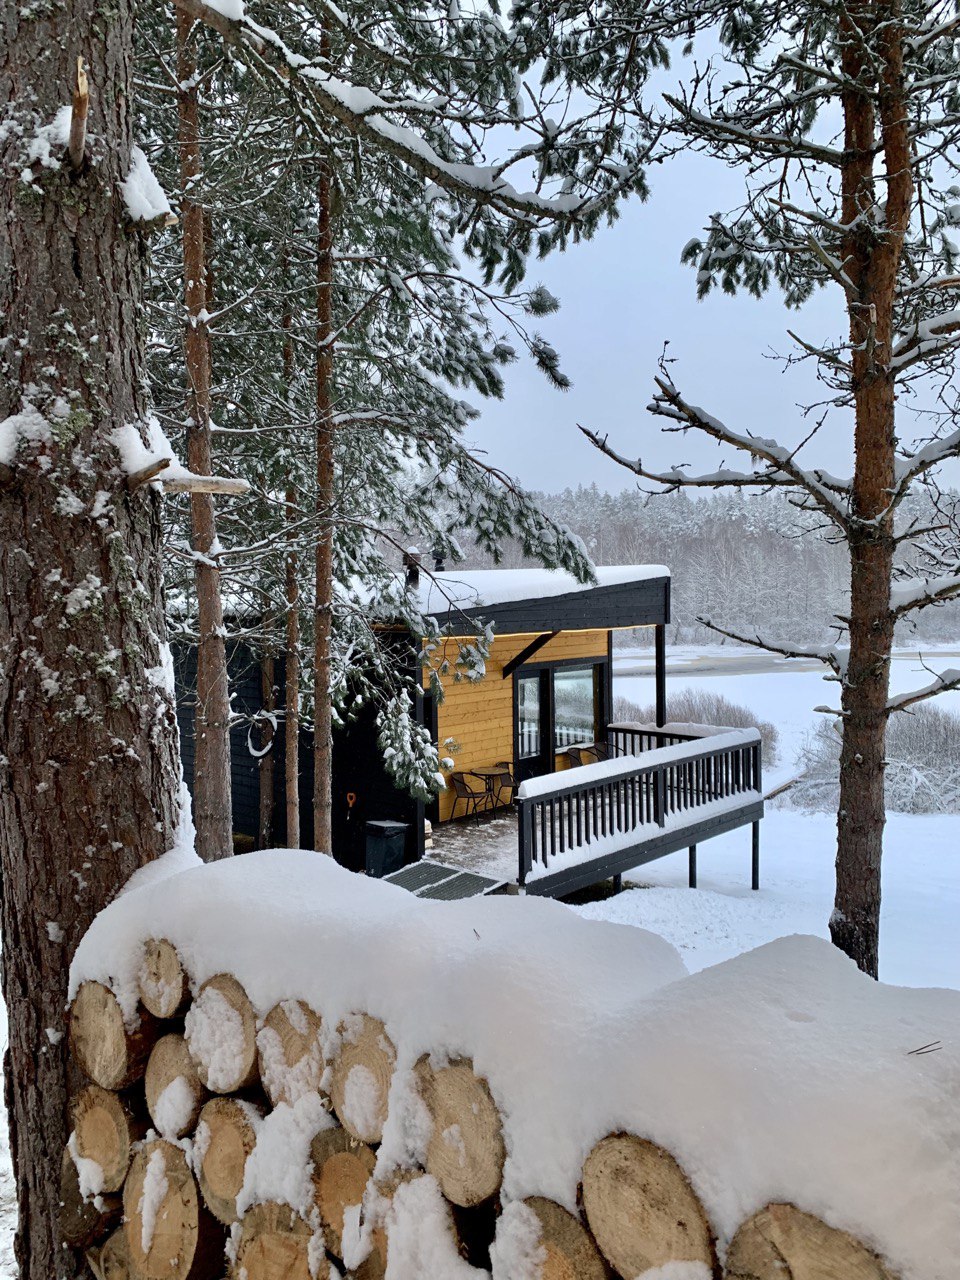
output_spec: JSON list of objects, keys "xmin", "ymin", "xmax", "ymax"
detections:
[{"xmin": 429, "ymin": 630, "xmax": 609, "ymax": 823}]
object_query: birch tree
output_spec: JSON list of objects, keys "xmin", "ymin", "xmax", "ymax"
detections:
[{"xmin": 528, "ymin": 0, "xmax": 960, "ymax": 974}]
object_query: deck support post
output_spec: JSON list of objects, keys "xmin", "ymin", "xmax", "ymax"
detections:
[
  {"xmin": 688, "ymin": 845, "xmax": 697, "ymax": 889},
  {"xmin": 654, "ymin": 624, "xmax": 667, "ymax": 728},
  {"xmin": 751, "ymin": 821, "xmax": 760, "ymax": 890},
  {"xmin": 612, "ymin": 873, "xmax": 622, "ymax": 894}
]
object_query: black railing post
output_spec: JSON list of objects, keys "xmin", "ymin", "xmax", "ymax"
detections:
[
  {"xmin": 518, "ymin": 800, "xmax": 533, "ymax": 889},
  {"xmin": 653, "ymin": 767, "xmax": 665, "ymax": 827}
]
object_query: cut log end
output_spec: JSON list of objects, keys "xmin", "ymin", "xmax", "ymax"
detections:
[
  {"xmin": 123, "ymin": 1139, "xmax": 221, "ymax": 1280},
  {"xmin": 70, "ymin": 1084, "xmax": 141, "ymax": 1193},
  {"xmin": 145, "ymin": 1034, "xmax": 206, "ymax": 1139},
  {"xmin": 257, "ymin": 999, "xmax": 324, "ymax": 1108},
  {"xmin": 185, "ymin": 973, "xmax": 259, "ymax": 1094},
  {"xmin": 327, "ymin": 1014, "xmax": 395, "ymax": 1144},
  {"xmin": 521, "ymin": 1197, "xmax": 609, "ymax": 1280},
  {"xmin": 196, "ymin": 1097, "xmax": 262, "ymax": 1225},
  {"xmin": 231, "ymin": 1201, "xmax": 328, "ymax": 1280},
  {"xmin": 139, "ymin": 938, "xmax": 188, "ymax": 1019},
  {"xmin": 310, "ymin": 1127, "xmax": 376, "ymax": 1260},
  {"xmin": 416, "ymin": 1056, "xmax": 505, "ymax": 1208},
  {"xmin": 86, "ymin": 1227, "xmax": 130, "ymax": 1280},
  {"xmin": 60, "ymin": 1147, "xmax": 121, "ymax": 1250},
  {"xmin": 70, "ymin": 980, "xmax": 157, "ymax": 1090},
  {"xmin": 725, "ymin": 1203, "xmax": 897, "ymax": 1280},
  {"xmin": 581, "ymin": 1133, "xmax": 715, "ymax": 1279}
]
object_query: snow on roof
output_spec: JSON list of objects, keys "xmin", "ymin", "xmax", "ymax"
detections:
[
  {"xmin": 71, "ymin": 851, "xmax": 959, "ymax": 1279},
  {"xmin": 413, "ymin": 564, "xmax": 669, "ymax": 615}
]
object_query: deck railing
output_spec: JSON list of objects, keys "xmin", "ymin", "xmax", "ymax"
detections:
[
  {"xmin": 607, "ymin": 721, "xmax": 705, "ymax": 756},
  {"xmin": 517, "ymin": 728, "xmax": 761, "ymax": 888}
]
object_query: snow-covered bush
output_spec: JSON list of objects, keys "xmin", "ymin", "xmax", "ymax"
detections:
[
  {"xmin": 614, "ymin": 689, "xmax": 779, "ymax": 766},
  {"xmin": 789, "ymin": 704, "xmax": 960, "ymax": 814}
]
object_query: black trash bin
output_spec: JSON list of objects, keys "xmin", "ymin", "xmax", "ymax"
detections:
[{"xmin": 365, "ymin": 820, "xmax": 408, "ymax": 878}]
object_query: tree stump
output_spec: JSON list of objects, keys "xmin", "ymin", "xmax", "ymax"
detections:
[
  {"xmin": 231, "ymin": 1202, "xmax": 328, "ymax": 1280},
  {"xmin": 580, "ymin": 1134, "xmax": 715, "ymax": 1278},
  {"xmin": 521, "ymin": 1197, "xmax": 609, "ymax": 1280},
  {"xmin": 310, "ymin": 1126, "xmax": 376, "ymax": 1259},
  {"xmin": 195, "ymin": 1097, "xmax": 262, "ymax": 1225},
  {"xmin": 70, "ymin": 1084, "xmax": 143, "ymax": 1193},
  {"xmin": 725, "ymin": 1203, "xmax": 897, "ymax": 1280},
  {"xmin": 139, "ymin": 939, "xmax": 189, "ymax": 1019},
  {"xmin": 327, "ymin": 1015, "xmax": 395, "ymax": 1143},
  {"xmin": 184, "ymin": 974, "xmax": 259, "ymax": 1093},
  {"xmin": 70, "ymin": 981, "xmax": 157, "ymax": 1090},
  {"xmin": 257, "ymin": 1000, "xmax": 325, "ymax": 1107},
  {"xmin": 59, "ymin": 1147, "xmax": 121, "ymax": 1250},
  {"xmin": 415, "ymin": 1056, "xmax": 505, "ymax": 1207},
  {"xmin": 87, "ymin": 1228, "xmax": 131, "ymax": 1280},
  {"xmin": 145, "ymin": 1034, "xmax": 206, "ymax": 1139},
  {"xmin": 123, "ymin": 1138, "xmax": 223, "ymax": 1280}
]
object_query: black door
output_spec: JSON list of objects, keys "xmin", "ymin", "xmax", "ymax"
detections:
[{"xmin": 515, "ymin": 669, "xmax": 553, "ymax": 782}]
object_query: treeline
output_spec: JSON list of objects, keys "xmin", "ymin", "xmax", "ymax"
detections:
[{"xmin": 460, "ymin": 485, "xmax": 960, "ymax": 647}]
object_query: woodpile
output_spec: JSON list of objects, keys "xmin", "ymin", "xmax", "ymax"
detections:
[{"xmin": 65, "ymin": 937, "xmax": 901, "ymax": 1280}]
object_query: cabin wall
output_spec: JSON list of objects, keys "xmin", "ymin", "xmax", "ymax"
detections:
[{"xmin": 430, "ymin": 629, "xmax": 609, "ymax": 823}]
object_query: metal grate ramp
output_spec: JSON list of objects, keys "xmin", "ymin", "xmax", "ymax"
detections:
[{"xmin": 383, "ymin": 859, "xmax": 507, "ymax": 899}]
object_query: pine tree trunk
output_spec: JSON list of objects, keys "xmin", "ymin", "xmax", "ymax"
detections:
[
  {"xmin": 282, "ymin": 290, "xmax": 302, "ymax": 848},
  {"xmin": 258, "ymin": 653, "xmax": 276, "ymax": 848},
  {"xmin": 313, "ymin": 155, "xmax": 335, "ymax": 855},
  {"xmin": 831, "ymin": 0, "xmax": 911, "ymax": 977},
  {"xmin": 0, "ymin": 7, "xmax": 183, "ymax": 1277},
  {"xmin": 177, "ymin": 9, "xmax": 232, "ymax": 861}
]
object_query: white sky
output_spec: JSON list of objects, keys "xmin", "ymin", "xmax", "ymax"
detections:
[{"xmin": 470, "ymin": 151, "xmax": 952, "ymax": 494}]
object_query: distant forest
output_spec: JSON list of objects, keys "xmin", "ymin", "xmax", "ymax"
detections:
[{"xmin": 460, "ymin": 486, "xmax": 960, "ymax": 648}]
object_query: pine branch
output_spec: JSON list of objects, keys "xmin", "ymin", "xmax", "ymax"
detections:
[
  {"xmin": 888, "ymin": 668, "xmax": 960, "ymax": 712},
  {"xmin": 889, "ymin": 571, "xmax": 960, "ymax": 618},
  {"xmin": 172, "ymin": 0, "xmax": 618, "ymax": 226},
  {"xmin": 695, "ymin": 616, "xmax": 846, "ymax": 678}
]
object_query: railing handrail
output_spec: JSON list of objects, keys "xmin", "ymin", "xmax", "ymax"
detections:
[{"xmin": 517, "ymin": 727, "xmax": 760, "ymax": 803}]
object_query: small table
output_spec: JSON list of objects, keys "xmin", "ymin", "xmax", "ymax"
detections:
[{"xmin": 468, "ymin": 766, "xmax": 511, "ymax": 811}]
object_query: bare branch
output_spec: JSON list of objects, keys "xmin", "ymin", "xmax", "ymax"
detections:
[
  {"xmin": 126, "ymin": 457, "xmax": 171, "ymax": 492},
  {"xmin": 888, "ymin": 668, "xmax": 960, "ymax": 712},
  {"xmin": 890, "ymin": 571, "xmax": 960, "ymax": 618},
  {"xmin": 696, "ymin": 616, "xmax": 846, "ymax": 677}
]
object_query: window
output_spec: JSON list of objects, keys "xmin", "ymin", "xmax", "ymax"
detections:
[
  {"xmin": 517, "ymin": 672, "xmax": 542, "ymax": 759},
  {"xmin": 552, "ymin": 666, "xmax": 599, "ymax": 750}
]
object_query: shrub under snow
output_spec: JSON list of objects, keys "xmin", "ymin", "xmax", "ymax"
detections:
[
  {"xmin": 614, "ymin": 688, "xmax": 780, "ymax": 766},
  {"xmin": 789, "ymin": 703, "xmax": 960, "ymax": 814}
]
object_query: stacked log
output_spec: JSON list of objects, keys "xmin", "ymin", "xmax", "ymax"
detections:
[{"xmin": 64, "ymin": 938, "xmax": 902, "ymax": 1280}]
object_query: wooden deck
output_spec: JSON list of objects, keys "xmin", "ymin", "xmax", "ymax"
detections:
[{"xmin": 419, "ymin": 723, "xmax": 763, "ymax": 900}]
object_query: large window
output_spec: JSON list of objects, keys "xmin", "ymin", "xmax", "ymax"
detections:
[
  {"xmin": 517, "ymin": 672, "xmax": 542, "ymax": 760},
  {"xmin": 553, "ymin": 666, "xmax": 600, "ymax": 750}
]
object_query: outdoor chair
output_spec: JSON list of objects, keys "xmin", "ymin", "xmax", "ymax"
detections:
[
  {"xmin": 449, "ymin": 771, "xmax": 492, "ymax": 822},
  {"xmin": 492, "ymin": 761, "xmax": 518, "ymax": 808},
  {"xmin": 566, "ymin": 741, "xmax": 621, "ymax": 768}
]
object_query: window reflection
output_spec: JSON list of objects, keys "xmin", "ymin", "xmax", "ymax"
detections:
[
  {"xmin": 518, "ymin": 674, "xmax": 541, "ymax": 759},
  {"xmin": 553, "ymin": 667, "xmax": 597, "ymax": 749}
]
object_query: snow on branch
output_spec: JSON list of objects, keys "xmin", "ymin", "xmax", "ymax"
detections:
[
  {"xmin": 173, "ymin": 0, "xmax": 606, "ymax": 225},
  {"xmin": 662, "ymin": 95, "xmax": 845, "ymax": 168},
  {"xmin": 890, "ymin": 307, "xmax": 960, "ymax": 372},
  {"xmin": 888, "ymin": 668, "xmax": 960, "ymax": 712},
  {"xmin": 893, "ymin": 426, "xmax": 960, "ymax": 490},
  {"xmin": 697, "ymin": 617, "xmax": 847, "ymax": 678},
  {"xmin": 889, "ymin": 572, "xmax": 960, "ymax": 617},
  {"xmin": 626, "ymin": 376, "xmax": 852, "ymax": 527}
]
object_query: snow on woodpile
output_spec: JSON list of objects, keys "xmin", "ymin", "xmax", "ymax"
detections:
[{"xmin": 65, "ymin": 850, "xmax": 958, "ymax": 1280}]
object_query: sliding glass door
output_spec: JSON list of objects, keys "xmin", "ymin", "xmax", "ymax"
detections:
[{"xmin": 514, "ymin": 661, "xmax": 607, "ymax": 782}]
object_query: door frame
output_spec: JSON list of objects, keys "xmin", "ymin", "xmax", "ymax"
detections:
[{"xmin": 512, "ymin": 655, "xmax": 610, "ymax": 783}]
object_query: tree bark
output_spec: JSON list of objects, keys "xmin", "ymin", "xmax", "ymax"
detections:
[
  {"xmin": 314, "ymin": 150, "xmax": 335, "ymax": 855},
  {"xmin": 282, "ymin": 277, "xmax": 302, "ymax": 849},
  {"xmin": 177, "ymin": 9, "xmax": 233, "ymax": 862},
  {"xmin": 0, "ymin": 6, "xmax": 183, "ymax": 1277},
  {"xmin": 258, "ymin": 652, "xmax": 276, "ymax": 848},
  {"xmin": 831, "ymin": 0, "xmax": 911, "ymax": 977}
]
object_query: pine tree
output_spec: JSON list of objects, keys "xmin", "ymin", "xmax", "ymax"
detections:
[{"xmin": 519, "ymin": 0, "xmax": 960, "ymax": 973}]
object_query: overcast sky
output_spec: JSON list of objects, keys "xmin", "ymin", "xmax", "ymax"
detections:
[{"xmin": 468, "ymin": 152, "xmax": 876, "ymax": 494}]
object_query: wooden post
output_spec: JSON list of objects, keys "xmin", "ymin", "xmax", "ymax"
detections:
[
  {"xmin": 654, "ymin": 624, "xmax": 667, "ymax": 728},
  {"xmin": 688, "ymin": 845, "xmax": 697, "ymax": 888},
  {"xmin": 752, "ymin": 821, "xmax": 760, "ymax": 891},
  {"xmin": 518, "ymin": 799, "xmax": 533, "ymax": 887}
]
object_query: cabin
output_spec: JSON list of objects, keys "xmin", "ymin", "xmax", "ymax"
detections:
[{"xmin": 174, "ymin": 563, "xmax": 764, "ymax": 898}]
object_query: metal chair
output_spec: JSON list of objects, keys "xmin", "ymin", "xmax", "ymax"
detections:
[
  {"xmin": 449, "ymin": 771, "xmax": 491, "ymax": 822},
  {"xmin": 491, "ymin": 761, "xmax": 517, "ymax": 809}
]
